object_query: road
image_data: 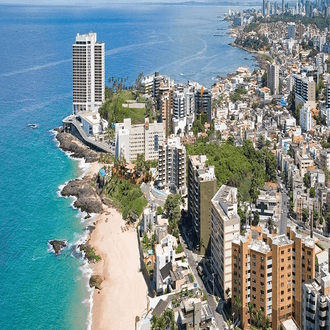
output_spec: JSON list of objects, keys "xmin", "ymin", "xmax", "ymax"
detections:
[
  {"xmin": 179, "ymin": 222, "xmax": 226, "ymax": 330},
  {"xmin": 277, "ymin": 172, "xmax": 289, "ymax": 235}
]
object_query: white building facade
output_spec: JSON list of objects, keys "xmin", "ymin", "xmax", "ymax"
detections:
[
  {"xmin": 158, "ymin": 137, "xmax": 186, "ymax": 194},
  {"xmin": 72, "ymin": 32, "xmax": 105, "ymax": 114},
  {"xmin": 300, "ymin": 105, "xmax": 312, "ymax": 132},
  {"xmin": 115, "ymin": 118, "xmax": 164, "ymax": 162}
]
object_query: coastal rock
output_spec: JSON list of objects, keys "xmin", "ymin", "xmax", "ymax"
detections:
[
  {"xmin": 49, "ymin": 240, "xmax": 67, "ymax": 255},
  {"xmin": 89, "ymin": 275, "xmax": 103, "ymax": 290},
  {"xmin": 54, "ymin": 127, "xmax": 99, "ymax": 162},
  {"xmin": 61, "ymin": 177, "xmax": 103, "ymax": 214}
]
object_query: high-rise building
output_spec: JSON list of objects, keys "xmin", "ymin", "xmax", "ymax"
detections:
[
  {"xmin": 282, "ymin": 0, "xmax": 285, "ymax": 12},
  {"xmin": 300, "ymin": 105, "xmax": 312, "ymax": 132},
  {"xmin": 158, "ymin": 137, "xmax": 186, "ymax": 194},
  {"xmin": 195, "ymin": 87, "xmax": 212, "ymax": 123},
  {"xmin": 115, "ymin": 118, "xmax": 164, "ymax": 162},
  {"xmin": 211, "ymin": 185, "xmax": 240, "ymax": 297},
  {"xmin": 188, "ymin": 155, "xmax": 217, "ymax": 256},
  {"xmin": 294, "ymin": 74, "xmax": 316, "ymax": 108},
  {"xmin": 72, "ymin": 32, "xmax": 105, "ymax": 114},
  {"xmin": 302, "ymin": 265, "xmax": 330, "ymax": 330},
  {"xmin": 263, "ymin": 0, "xmax": 267, "ymax": 16},
  {"xmin": 160, "ymin": 90, "xmax": 173, "ymax": 138},
  {"xmin": 287, "ymin": 22, "xmax": 296, "ymax": 39},
  {"xmin": 267, "ymin": 63, "xmax": 279, "ymax": 94},
  {"xmin": 232, "ymin": 225, "xmax": 316, "ymax": 330}
]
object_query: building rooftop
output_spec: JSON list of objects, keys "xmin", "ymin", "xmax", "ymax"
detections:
[
  {"xmin": 249, "ymin": 239, "xmax": 271, "ymax": 254},
  {"xmin": 272, "ymin": 234, "xmax": 293, "ymax": 247},
  {"xmin": 189, "ymin": 155, "xmax": 215, "ymax": 182}
]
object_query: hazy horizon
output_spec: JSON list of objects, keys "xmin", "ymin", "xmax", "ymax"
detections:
[{"xmin": 0, "ymin": 0, "xmax": 262, "ymax": 6}]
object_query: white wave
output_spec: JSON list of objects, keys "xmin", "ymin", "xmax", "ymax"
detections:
[
  {"xmin": 51, "ymin": 128, "xmax": 100, "ymax": 330},
  {"xmin": 154, "ymin": 37, "xmax": 208, "ymax": 72},
  {"xmin": 105, "ymin": 40, "xmax": 163, "ymax": 57},
  {"xmin": 1, "ymin": 59, "xmax": 72, "ymax": 77}
]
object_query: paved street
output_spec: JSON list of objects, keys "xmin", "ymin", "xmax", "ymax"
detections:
[{"xmin": 179, "ymin": 222, "xmax": 226, "ymax": 330}]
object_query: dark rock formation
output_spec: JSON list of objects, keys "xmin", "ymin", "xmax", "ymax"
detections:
[
  {"xmin": 54, "ymin": 127, "xmax": 99, "ymax": 162},
  {"xmin": 61, "ymin": 176, "xmax": 103, "ymax": 214},
  {"xmin": 89, "ymin": 275, "xmax": 103, "ymax": 290},
  {"xmin": 49, "ymin": 240, "xmax": 67, "ymax": 255}
]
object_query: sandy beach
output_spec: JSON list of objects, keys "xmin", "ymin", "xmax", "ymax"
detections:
[{"xmin": 87, "ymin": 162, "xmax": 148, "ymax": 330}]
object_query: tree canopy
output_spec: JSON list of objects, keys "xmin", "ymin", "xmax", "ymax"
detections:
[{"xmin": 186, "ymin": 139, "xmax": 277, "ymax": 202}]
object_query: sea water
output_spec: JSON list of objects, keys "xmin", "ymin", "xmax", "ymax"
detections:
[{"xmin": 0, "ymin": 4, "xmax": 258, "ymax": 329}]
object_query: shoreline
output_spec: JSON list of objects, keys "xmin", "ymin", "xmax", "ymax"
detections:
[{"xmin": 54, "ymin": 128, "xmax": 148, "ymax": 330}]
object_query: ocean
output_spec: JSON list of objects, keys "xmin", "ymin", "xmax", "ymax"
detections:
[{"xmin": 0, "ymin": 4, "xmax": 258, "ymax": 329}]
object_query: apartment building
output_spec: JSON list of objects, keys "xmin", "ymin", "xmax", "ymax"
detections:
[
  {"xmin": 211, "ymin": 185, "xmax": 240, "ymax": 297},
  {"xmin": 267, "ymin": 63, "xmax": 279, "ymax": 94},
  {"xmin": 115, "ymin": 118, "xmax": 164, "ymax": 161},
  {"xmin": 300, "ymin": 105, "xmax": 312, "ymax": 132},
  {"xmin": 195, "ymin": 87, "xmax": 212, "ymax": 123},
  {"xmin": 302, "ymin": 265, "xmax": 330, "ymax": 330},
  {"xmin": 294, "ymin": 74, "xmax": 316, "ymax": 108},
  {"xmin": 158, "ymin": 137, "xmax": 186, "ymax": 194},
  {"xmin": 160, "ymin": 89, "xmax": 173, "ymax": 138},
  {"xmin": 188, "ymin": 155, "xmax": 217, "ymax": 256},
  {"xmin": 319, "ymin": 148, "xmax": 330, "ymax": 171},
  {"xmin": 72, "ymin": 32, "xmax": 105, "ymax": 114},
  {"xmin": 232, "ymin": 225, "xmax": 316, "ymax": 330},
  {"xmin": 287, "ymin": 22, "xmax": 296, "ymax": 39},
  {"xmin": 153, "ymin": 234, "xmax": 176, "ymax": 294}
]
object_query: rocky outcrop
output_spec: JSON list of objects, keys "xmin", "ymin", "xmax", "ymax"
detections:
[
  {"xmin": 54, "ymin": 127, "xmax": 99, "ymax": 162},
  {"xmin": 89, "ymin": 275, "xmax": 103, "ymax": 290},
  {"xmin": 49, "ymin": 240, "xmax": 67, "ymax": 255},
  {"xmin": 61, "ymin": 176, "xmax": 103, "ymax": 214}
]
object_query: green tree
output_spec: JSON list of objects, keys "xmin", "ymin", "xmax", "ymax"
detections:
[
  {"xmin": 157, "ymin": 206, "xmax": 163, "ymax": 215},
  {"xmin": 302, "ymin": 208, "xmax": 309, "ymax": 223},
  {"xmin": 303, "ymin": 173, "xmax": 310, "ymax": 188},
  {"xmin": 253, "ymin": 211, "xmax": 260, "ymax": 226},
  {"xmin": 310, "ymin": 187, "xmax": 315, "ymax": 198}
]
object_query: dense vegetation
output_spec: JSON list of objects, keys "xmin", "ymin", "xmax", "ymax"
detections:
[
  {"xmin": 103, "ymin": 175, "xmax": 148, "ymax": 219},
  {"xmin": 258, "ymin": 14, "xmax": 330, "ymax": 31},
  {"xmin": 151, "ymin": 308, "xmax": 177, "ymax": 330},
  {"xmin": 235, "ymin": 34, "xmax": 270, "ymax": 51},
  {"xmin": 186, "ymin": 139, "xmax": 277, "ymax": 202},
  {"xmin": 99, "ymin": 90, "xmax": 148, "ymax": 126}
]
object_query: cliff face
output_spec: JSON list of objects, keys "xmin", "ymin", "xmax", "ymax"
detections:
[
  {"xmin": 54, "ymin": 127, "xmax": 99, "ymax": 162},
  {"xmin": 61, "ymin": 177, "xmax": 103, "ymax": 214}
]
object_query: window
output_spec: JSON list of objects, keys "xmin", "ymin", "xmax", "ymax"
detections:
[
  {"xmin": 281, "ymin": 250, "xmax": 284, "ymax": 255},
  {"xmin": 281, "ymin": 283, "xmax": 284, "ymax": 287},
  {"xmin": 281, "ymin": 267, "xmax": 284, "ymax": 271},
  {"xmin": 281, "ymin": 258, "xmax": 284, "ymax": 262},
  {"xmin": 281, "ymin": 291, "xmax": 284, "ymax": 295}
]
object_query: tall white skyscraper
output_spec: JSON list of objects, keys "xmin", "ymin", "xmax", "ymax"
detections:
[
  {"xmin": 267, "ymin": 63, "xmax": 279, "ymax": 94},
  {"xmin": 72, "ymin": 32, "xmax": 105, "ymax": 114}
]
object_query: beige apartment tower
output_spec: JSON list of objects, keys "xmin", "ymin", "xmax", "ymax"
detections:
[
  {"xmin": 211, "ymin": 185, "xmax": 240, "ymax": 297},
  {"xmin": 232, "ymin": 225, "xmax": 316, "ymax": 330},
  {"xmin": 72, "ymin": 32, "xmax": 105, "ymax": 114}
]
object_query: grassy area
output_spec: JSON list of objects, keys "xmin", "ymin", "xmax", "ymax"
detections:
[
  {"xmin": 99, "ymin": 90, "xmax": 147, "ymax": 125},
  {"xmin": 316, "ymin": 242, "xmax": 325, "ymax": 251}
]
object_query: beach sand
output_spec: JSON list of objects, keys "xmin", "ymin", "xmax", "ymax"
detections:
[{"xmin": 87, "ymin": 162, "xmax": 148, "ymax": 330}]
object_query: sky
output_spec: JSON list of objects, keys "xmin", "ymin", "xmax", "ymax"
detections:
[{"xmin": 0, "ymin": 0, "xmax": 257, "ymax": 5}]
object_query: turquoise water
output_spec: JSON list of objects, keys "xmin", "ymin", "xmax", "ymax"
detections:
[{"xmin": 0, "ymin": 4, "xmax": 257, "ymax": 329}]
